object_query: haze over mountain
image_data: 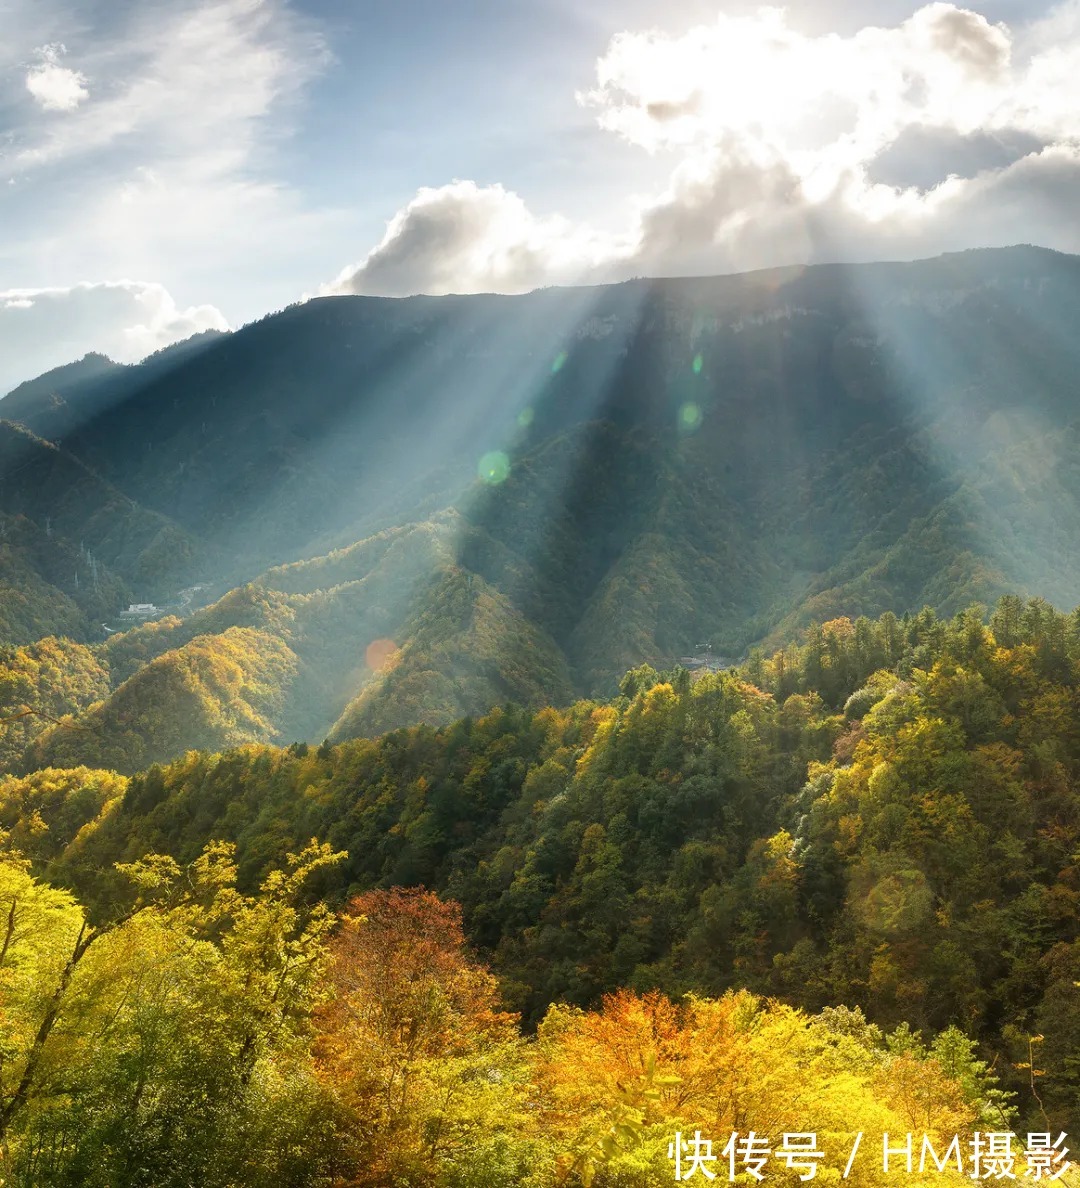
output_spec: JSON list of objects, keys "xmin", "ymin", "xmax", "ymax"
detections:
[{"xmin": 3, "ymin": 244, "xmax": 1080, "ymax": 770}]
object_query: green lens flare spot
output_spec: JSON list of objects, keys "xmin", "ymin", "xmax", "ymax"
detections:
[
  {"xmin": 517, "ymin": 407, "xmax": 534, "ymax": 428},
  {"xmin": 678, "ymin": 402, "xmax": 703, "ymax": 434},
  {"xmin": 692, "ymin": 353, "xmax": 703, "ymax": 375},
  {"xmin": 551, "ymin": 351, "xmax": 568, "ymax": 374},
  {"xmin": 478, "ymin": 450, "xmax": 510, "ymax": 484}
]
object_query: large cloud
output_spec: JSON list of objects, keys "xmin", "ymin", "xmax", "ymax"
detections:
[
  {"xmin": 321, "ymin": 180, "xmax": 624, "ymax": 298},
  {"xmin": 578, "ymin": 4, "xmax": 1022, "ymax": 156},
  {"xmin": 0, "ymin": 282, "xmax": 228, "ymax": 396},
  {"xmin": 323, "ymin": 3, "xmax": 1080, "ymax": 298}
]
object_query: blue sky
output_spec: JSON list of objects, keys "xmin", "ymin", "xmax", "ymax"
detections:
[{"xmin": 1, "ymin": 0, "xmax": 1078, "ymax": 391}]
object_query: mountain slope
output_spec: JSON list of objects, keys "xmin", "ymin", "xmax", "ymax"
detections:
[
  {"xmin": 25, "ymin": 626, "xmax": 297, "ymax": 773},
  {"xmin": 0, "ymin": 421, "xmax": 201, "ymax": 581},
  {"xmin": 4, "ymin": 245, "xmax": 1080, "ymax": 765}
]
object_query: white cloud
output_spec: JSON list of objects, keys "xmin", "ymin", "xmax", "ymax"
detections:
[
  {"xmin": 324, "ymin": 2, "xmax": 1080, "ymax": 298},
  {"xmin": 0, "ymin": 281, "xmax": 228, "ymax": 395},
  {"xmin": 25, "ymin": 43, "xmax": 88, "ymax": 112},
  {"xmin": 580, "ymin": 4, "xmax": 1025, "ymax": 154},
  {"xmin": 14, "ymin": 0, "xmax": 325, "ymax": 172},
  {"xmin": 321, "ymin": 180, "xmax": 627, "ymax": 297},
  {"xmin": 3, "ymin": 0, "xmax": 338, "ymax": 324}
]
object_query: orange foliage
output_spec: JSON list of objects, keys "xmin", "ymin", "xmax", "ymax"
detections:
[{"xmin": 313, "ymin": 888, "xmax": 522, "ymax": 1185}]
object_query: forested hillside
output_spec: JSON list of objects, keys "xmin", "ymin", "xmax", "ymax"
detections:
[
  {"xmin": 0, "ymin": 422, "xmax": 197, "ymax": 643},
  {"xmin": 4, "ymin": 248, "xmax": 1080, "ymax": 766},
  {"xmin": 4, "ymin": 595, "xmax": 1080, "ymax": 1180},
  {"xmin": 0, "ymin": 853, "xmax": 1008, "ymax": 1187}
]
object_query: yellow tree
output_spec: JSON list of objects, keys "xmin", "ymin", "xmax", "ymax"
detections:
[
  {"xmin": 0, "ymin": 838, "xmax": 347, "ymax": 1187},
  {"xmin": 534, "ymin": 988, "xmax": 980, "ymax": 1187}
]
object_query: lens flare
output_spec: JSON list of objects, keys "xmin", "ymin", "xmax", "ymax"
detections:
[
  {"xmin": 678, "ymin": 402, "xmax": 703, "ymax": 433},
  {"xmin": 551, "ymin": 351, "xmax": 568, "ymax": 373},
  {"xmin": 478, "ymin": 450, "xmax": 510, "ymax": 484},
  {"xmin": 692, "ymin": 353, "xmax": 703, "ymax": 374},
  {"xmin": 517, "ymin": 407, "xmax": 534, "ymax": 428},
  {"xmin": 365, "ymin": 638, "xmax": 399, "ymax": 672}
]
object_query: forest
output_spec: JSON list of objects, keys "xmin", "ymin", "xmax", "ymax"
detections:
[{"xmin": 2, "ymin": 595, "xmax": 1080, "ymax": 1184}]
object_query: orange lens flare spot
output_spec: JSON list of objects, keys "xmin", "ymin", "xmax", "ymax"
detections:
[{"xmin": 365, "ymin": 638, "xmax": 399, "ymax": 672}]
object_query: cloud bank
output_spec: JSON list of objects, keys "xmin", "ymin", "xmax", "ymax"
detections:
[
  {"xmin": 324, "ymin": 2, "xmax": 1080, "ymax": 298},
  {"xmin": 319, "ymin": 181, "xmax": 623, "ymax": 298},
  {"xmin": 0, "ymin": 282, "xmax": 228, "ymax": 396}
]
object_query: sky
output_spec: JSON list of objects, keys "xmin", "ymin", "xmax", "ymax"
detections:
[{"xmin": 1, "ymin": 0, "xmax": 1079, "ymax": 392}]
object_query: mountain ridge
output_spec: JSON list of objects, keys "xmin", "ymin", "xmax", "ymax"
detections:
[{"xmin": 3, "ymin": 244, "xmax": 1080, "ymax": 768}]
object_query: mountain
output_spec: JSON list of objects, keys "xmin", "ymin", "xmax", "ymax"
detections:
[
  {"xmin": 4, "ymin": 244, "xmax": 1080, "ymax": 769},
  {"xmin": 0, "ymin": 333, "xmax": 226, "ymax": 443},
  {"xmin": 0, "ymin": 351, "xmax": 124, "ymax": 431},
  {"xmin": 0, "ymin": 421, "xmax": 200, "ymax": 644}
]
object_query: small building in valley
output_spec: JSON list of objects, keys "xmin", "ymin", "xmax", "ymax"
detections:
[{"xmin": 119, "ymin": 603, "xmax": 160, "ymax": 619}]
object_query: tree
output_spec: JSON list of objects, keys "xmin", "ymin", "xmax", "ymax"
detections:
[
  {"xmin": 0, "ymin": 839, "xmax": 347, "ymax": 1187},
  {"xmin": 314, "ymin": 887, "xmax": 535, "ymax": 1186}
]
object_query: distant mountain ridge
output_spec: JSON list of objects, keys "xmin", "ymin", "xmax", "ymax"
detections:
[{"xmin": 4, "ymin": 244, "xmax": 1080, "ymax": 768}]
